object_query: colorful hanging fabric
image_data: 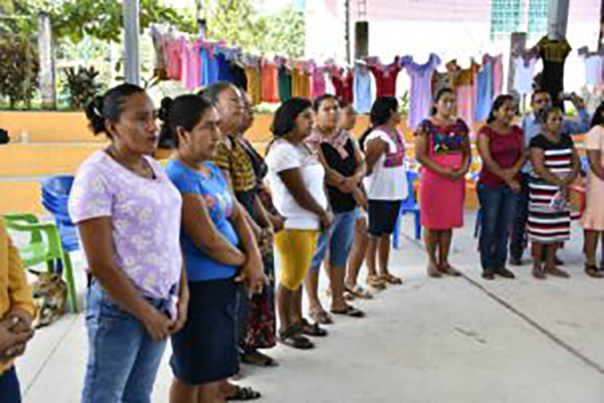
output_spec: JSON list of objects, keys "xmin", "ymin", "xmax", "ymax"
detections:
[
  {"xmin": 368, "ymin": 57, "xmax": 401, "ymax": 97},
  {"xmin": 404, "ymin": 54, "xmax": 441, "ymax": 130},
  {"xmin": 353, "ymin": 62, "xmax": 372, "ymax": 113},
  {"xmin": 329, "ymin": 66, "xmax": 353, "ymax": 104},
  {"xmin": 261, "ymin": 61, "xmax": 279, "ymax": 103}
]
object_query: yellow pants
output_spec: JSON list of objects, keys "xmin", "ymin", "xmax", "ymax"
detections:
[{"xmin": 274, "ymin": 229, "xmax": 319, "ymax": 291}]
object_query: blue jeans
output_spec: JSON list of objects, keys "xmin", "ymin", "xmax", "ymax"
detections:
[
  {"xmin": 310, "ymin": 208, "xmax": 358, "ymax": 271},
  {"xmin": 478, "ymin": 184, "xmax": 518, "ymax": 271},
  {"xmin": 82, "ymin": 282, "xmax": 169, "ymax": 403},
  {"xmin": 0, "ymin": 367, "xmax": 21, "ymax": 403}
]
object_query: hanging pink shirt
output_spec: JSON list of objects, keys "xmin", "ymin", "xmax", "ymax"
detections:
[
  {"xmin": 310, "ymin": 64, "xmax": 326, "ymax": 98},
  {"xmin": 166, "ymin": 38, "xmax": 183, "ymax": 81},
  {"xmin": 331, "ymin": 68, "xmax": 354, "ymax": 103},
  {"xmin": 491, "ymin": 54, "xmax": 504, "ymax": 98}
]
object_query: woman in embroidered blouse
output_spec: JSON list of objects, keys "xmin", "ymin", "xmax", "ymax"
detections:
[
  {"xmin": 360, "ymin": 96, "xmax": 408, "ymax": 289},
  {"xmin": 69, "ymin": 84, "xmax": 188, "ymax": 403},
  {"xmin": 415, "ymin": 88, "xmax": 472, "ymax": 278}
]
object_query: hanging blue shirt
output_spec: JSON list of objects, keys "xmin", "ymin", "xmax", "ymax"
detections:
[
  {"xmin": 200, "ymin": 47, "xmax": 219, "ymax": 87},
  {"xmin": 353, "ymin": 62, "xmax": 372, "ymax": 113},
  {"xmin": 475, "ymin": 62, "xmax": 493, "ymax": 122}
]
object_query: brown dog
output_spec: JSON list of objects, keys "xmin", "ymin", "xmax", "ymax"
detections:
[{"xmin": 29, "ymin": 271, "xmax": 67, "ymax": 328}]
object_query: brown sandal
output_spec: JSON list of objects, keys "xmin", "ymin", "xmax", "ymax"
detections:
[
  {"xmin": 439, "ymin": 264, "xmax": 462, "ymax": 277},
  {"xmin": 532, "ymin": 264, "xmax": 546, "ymax": 280},
  {"xmin": 381, "ymin": 273, "xmax": 403, "ymax": 285},
  {"xmin": 310, "ymin": 309, "xmax": 333, "ymax": 325},
  {"xmin": 367, "ymin": 274, "xmax": 386, "ymax": 290},
  {"xmin": 427, "ymin": 263, "xmax": 442, "ymax": 278},
  {"xmin": 585, "ymin": 264, "xmax": 604, "ymax": 278}
]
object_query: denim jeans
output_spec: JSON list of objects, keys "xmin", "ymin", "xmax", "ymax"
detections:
[
  {"xmin": 0, "ymin": 367, "xmax": 21, "ymax": 403},
  {"xmin": 310, "ymin": 208, "xmax": 359, "ymax": 271},
  {"xmin": 82, "ymin": 282, "xmax": 169, "ymax": 403},
  {"xmin": 478, "ymin": 183, "xmax": 518, "ymax": 271}
]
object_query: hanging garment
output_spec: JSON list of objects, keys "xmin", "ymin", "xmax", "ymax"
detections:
[
  {"xmin": 513, "ymin": 56, "xmax": 537, "ymax": 95},
  {"xmin": 368, "ymin": 59, "xmax": 401, "ymax": 97},
  {"xmin": 150, "ymin": 26, "xmax": 168, "ymax": 79},
  {"xmin": 230, "ymin": 62, "xmax": 248, "ymax": 91},
  {"xmin": 490, "ymin": 54, "xmax": 504, "ymax": 97},
  {"xmin": 166, "ymin": 37, "xmax": 183, "ymax": 81},
  {"xmin": 217, "ymin": 52, "xmax": 234, "ymax": 83},
  {"xmin": 404, "ymin": 54, "xmax": 441, "ymax": 130},
  {"xmin": 330, "ymin": 67, "xmax": 354, "ymax": 104},
  {"xmin": 244, "ymin": 58, "xmax": 262, "ymax": 105},
  {"xmin": 278, "ymin": 64, "xmax": 292, "ymax": 102},
  {"xmin": 261, "ymin": 62, "xmax": 279, "ymax": 103},
  {"xmin": 353, "ymin": 62, "xmax": 372, "ymax": 113},
  {"xmin": 182, "ymin": 41, "xmax": 202, "ymax": 91},
  {"xmin": 453, "ymin": 61, "xmax": 480, "ymax": 129},
  {"xmin": 535, "ymin": 36, "xmax": 572, "ymax": 104},
  {"xmin": 292, "ymin": 64, "xmax": 311, "ymax": 98},
  {"xmin": 310, "ymin": 63, "xmax": 326, "ymax": 98},
  {"xmin": 200, "ymin": 45, "xmax": 219, "ymax": 87},
  {"xmin": 475, "ymin": 54, "xmax": 501, "ymax": 122},
  {"xmin": 581, "ymin": 53, "xmax": 603, "ymax": 86}
]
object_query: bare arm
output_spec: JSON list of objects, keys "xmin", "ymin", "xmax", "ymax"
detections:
[
  {"xmin": 587, "ymin": 150, "xmax": 604, "ymax": 181},
  {"xmin": 364, "ymin": 138, "xmax": 387, "ymax": 175},
  {"xmin": 77, "ymin": 218, "xmax": 171, "ymax": 340},
  {"xmin": 181, "ymin": 194, "xmax": 246, "ymax": 266},
  {"xmin": 529, "ymin": 148, "xmax": 564, "ymax": 186},
  {"xmin": 230, "ymin": 202, "xmax": 265, "ymax": 291}
]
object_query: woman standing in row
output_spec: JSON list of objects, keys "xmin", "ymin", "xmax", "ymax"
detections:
[
  {"xmin": 476, "ymin": 95, "xmax": 525, "ymax": 280},
  {"xmin": 528, "ymin": 107, "xmax": 580, "ymax": 279},
  {"xmin": 266, "ymin": 98, "xmax": 332, "ymax": 349},
  {"xmin": 161, "ymin": 94, "xmax": 264, "ymax": 402},
  {"xmin": 582, "ymin": 103, "xmax": 604, "ymax": 277},
  {"xmin": 415, "ymin": 88, "xmax": 471, "ymax": 278},
  {"xmin": 70, "ymin": 84, "xmax": 188, "ymax": 403},
  {"xmin": 361, "ymin": 96, "xmax": 407, "ymax": 288},
  {"xmin": 306, "ymin": 95, "xmax": 366, "ymax": 323}
]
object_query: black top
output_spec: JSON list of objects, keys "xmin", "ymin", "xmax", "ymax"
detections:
[
  {"xmin": 536, "ymin": 36, "xmax": 572, "ymax": 106},
  {"xmin": 322, "ymin": 138, "xmax": 357, "ymax": 213}
]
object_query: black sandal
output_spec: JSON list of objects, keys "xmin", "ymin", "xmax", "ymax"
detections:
[
  {"xmin": 585, "ymin": 264, "xmax": 604, "ymax": 278},
  {"xmin": 226, "ymin": 386, "xmax": 261, "ymax": 401},
  {"xmin": 278, "ymin": 328, "xmax": 314, "ymax": 349},
  {"xmin": 240, "ymin": 351, "xmax": 278, "ymax": 367},
  {"xmin": 296, "ymin": 319, "xmax": 328, "ymax": 337},
  {"xmin": 331, "ymin": 305, "xmax": 365, "ymax": 318}
]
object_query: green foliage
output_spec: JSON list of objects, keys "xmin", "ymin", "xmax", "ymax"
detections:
[
  {"xmin": 0, "ymin": 35, "xmax": 40, "ymax": 108},
  {"xmin": 52, "ymin": 0, "xmax": 196, "ymax": 43},
  {"xmin": 399, "ymin": 90, "xmax": 410, "ymax": 116},
  {"xmin": 203, "ymin": 0, "xmax": 305, "ymax": 58},
  {"xmin": 64, "ymin": 66, "xmax": 103, "ymax": 110}
]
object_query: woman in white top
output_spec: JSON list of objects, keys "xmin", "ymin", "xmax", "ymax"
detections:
[
  {"xmin": 265, "ymin": 98, "xmax": 333, "ymax": 350},
  {"xmin": 360, "ymin": 97, "xmax": 408, "ymax": 289}
]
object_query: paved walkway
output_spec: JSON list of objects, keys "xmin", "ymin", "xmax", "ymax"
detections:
[{"xmin": 15, "ymin": 211, "xmax": 604, "ymax": 402}]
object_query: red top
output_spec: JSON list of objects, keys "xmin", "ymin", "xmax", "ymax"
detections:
[
  {"xmin": 369, "ymin": 63, "xmax": 401, "ymax": 97},
  {"xmin": 478, "ymin": 125, "xmax": 524, "ymax": 187},
  {"xmin": 331, "ymin": 69, "xmax": 354, "ymax": 103}
]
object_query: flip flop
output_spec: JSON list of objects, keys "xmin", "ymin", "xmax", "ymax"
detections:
[
  {"xmin": 381, "ymin": 273, "xmax": 403, "ymax": 285},
  {"xmin": 226, "ymin": 386, "xmax": 262, "ymax": 401},
  {"xmin": 278, "ymin": 328, "xmax": 314, "ymax": 350},
  {"xmin": 240, "ymin": 351, "xmax": 278, "ymax": 367},
  {"xmin": 366, "ymin": 274, "xmax": 386, "ymax": 290},
  {"xmin": 296, "ymin": 319, "xmax": 329, "ymax": 337},
  {"xmin": 346, "ymin": 285, "xmax": 373, "ymax": 300},
  {"xmin": 310, "ymin": 309, "xmax": 333, "ymax": 325},
  {"xmin": 331, "ymin": 305, "xmax": 365, "ymax": 318}
]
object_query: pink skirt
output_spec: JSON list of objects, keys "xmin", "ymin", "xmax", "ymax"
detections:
[{"xmin": 419, "ymin": 154, "xmax": 465, "ymax": 230}]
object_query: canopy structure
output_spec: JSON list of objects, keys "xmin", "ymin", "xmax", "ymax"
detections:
[{"xmin": 123, "ymin": 0, "xmax": 140, "ymax": 85}]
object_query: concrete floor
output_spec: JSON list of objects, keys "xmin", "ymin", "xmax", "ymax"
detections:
[{"xmin": 14, "ymin": 211, "xmax": 604, "ymax": 402}]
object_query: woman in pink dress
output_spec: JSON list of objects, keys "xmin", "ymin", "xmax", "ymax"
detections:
[
  {"xmin": 582, "ymin": 102, "xmax": 604, "ymax": 277},
  {"xmin": 415, "ymin": 88, "xmax": 472, "ymax": 278}
]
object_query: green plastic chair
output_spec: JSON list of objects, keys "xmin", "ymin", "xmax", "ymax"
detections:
[{"xmin": 3, "ymin": 213, "xmax": 78, "ymax": 313}]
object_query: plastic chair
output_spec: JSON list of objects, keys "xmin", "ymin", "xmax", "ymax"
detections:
[
  {"xmin": 41, "ymin": 176, "xmax": 79, "ymax": 253},
  {"xmin": 4, "ymin": 214, "xmax": 78, "ymax": 312},
  {"xmin": 393, "ymin": 171, "xmax": 421, "ymax": 249}
]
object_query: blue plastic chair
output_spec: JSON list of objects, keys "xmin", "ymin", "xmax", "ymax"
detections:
[
  {"xmin": 393, "ymin": 171, "xmax": 421, "ymax": 249},
  {"xmin": 41, "ymin": 176, "xmax": 79, "ymax": 255},
  {"xmin": 471, "ymin": 173, "xmax": 482, "ymax": 239}
]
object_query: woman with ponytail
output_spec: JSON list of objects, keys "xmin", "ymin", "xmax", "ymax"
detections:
[
  {"xmin": 476, "ymin": 95, "xmax": 525, "ymax": 280},
  {"xmin": 361, "ymin": 96, "xmax": 408, "ymax": 289},
  {"xmin": 415, "ymin": 88, "xmax": 471, "ymax": 279},
  {"xmin": 69, "ymin": 84, "xmax": 188, "ymax": 402}
]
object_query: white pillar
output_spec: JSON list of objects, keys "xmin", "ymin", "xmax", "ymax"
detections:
[
  {"xmin": 547, "ymin": 0, "xmax": 570, "ymax": 40},
  {"xmin": 123, "ymin": 0, "xmax": 140, "ymax": 85},
  {"xmin": 38, "ymin": 12, "xmax": 56, "ymax": 109}
]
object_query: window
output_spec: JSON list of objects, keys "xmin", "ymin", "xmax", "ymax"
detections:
[
  {"xmin": 527, "ymin": 0, "xmax": 548, "ymax": 38},
  {"xmin": 490, "ymin": 0, "xmax": 523, "ymax": 40}
]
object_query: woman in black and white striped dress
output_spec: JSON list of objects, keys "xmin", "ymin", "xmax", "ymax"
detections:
[{"xmin": 528, "ymin": 106, "xmax": 580, "ymax": 279}]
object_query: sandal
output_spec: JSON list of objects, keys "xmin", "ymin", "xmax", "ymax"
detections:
[
  {"xmin": 278, "ymin": 328, "xmax": 314, "ymax": 350},
  {"xmin": 346, "ymin": 285, "xmax": 373, "ymax": 300},
  {"xmin": 585, "ymin": 264, "xmax": 604, "ymax": 278},
  {"xmin": 240, "ymin": 351, "xmax": 278, "ymax": 367},
  {"xmin": 226, "ymin": 386, "xmax": 262, "ymax": 401},
  {"xmin": 343, "ymin": 289, "xmax": 356, "ymax": 301},
  {"xmin": 310, "ymin": 309, "xmax": 333, "ymax": 325},
  {"xmin": 438, "ymin": 264, "xmax": 462, "ymax": 277},
  {"xmin": 296, "ymin": 319, "xmax": 328, "ymax": 337},
  {"xmin": 532, "ymin": 265, "xmax": 546, "ymax": 280},
  {"xmin": 381, "ymin": 273, "xmax": 403, "ymax": 285},
  {"xmin": 367, "ymin": 274, "xmax": 386, "ymax": 290},
  {"xmin": 331, "ymin": 305, "xmax": 365, "ymax": 318},
  {"xmin": 427, "ymin": 264, "xmax": 442, "ymax": 278},
  {"xmin": 545, "ymin": 266, "xmax": 570, "ymax": 279}
]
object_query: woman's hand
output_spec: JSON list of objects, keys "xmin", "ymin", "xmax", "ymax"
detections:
[
  {"xmin": 141, "ymin": 306, "xmax": 172, "ymax": 342},
  {"xmin": 319, "ymin": 210, "xmax": 334, "ymax": 232},
  {"xmin": 352, "ymin": 188, "xmax": 369, "ymax": 211},
  {"xmin": 507, "ymin": 179, "xmax": 521, "ymax": 193},
  {"xmin": 237, "ymin": 254, "xmax": 266, "ymax": 294},
  {"xmin": 169, "ymin": 287, "xmax": 189, "ymax": 335},
  {"xmin": 269, "ymin": 213, "xmax": 286, "ymax": 233}
]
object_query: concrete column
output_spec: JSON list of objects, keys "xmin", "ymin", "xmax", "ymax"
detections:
[
  {"xmin": 123, "ymin": 0, "xmax": 140, "ymax": 85},
  {"xmin": 37, "ymin": 12, "xmax": 56, "ymax": 109},
  {"xmin": 354, "ymin": 21, "xmax": 369, "ymax": 59},
  {"xmin": 547, "ymin": 0, "xmax": 570, "ymax": 40}
]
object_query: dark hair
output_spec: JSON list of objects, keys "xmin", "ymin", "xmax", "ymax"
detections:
[
  {"xmin": 158, "ymin": 94, "xmax": 214, "ymax": 149},
  {"xmin": 313, "ymin": 94, "xmax": 339, "ymax": 112},
  {"xmin": 486, "ymin": 94, "xmax": 515, "ymax": 124},
  {"xmin": 85, "ymin": 83, "xmax": 145, "ymax": 137},
  {"xmin": 199, "ymin": 81, "xmax": 237, "ymax": 104},
  {"xmin": 359, "ymin": 96, "xmax": 399, "ymax": 150},
  {"xmin": 271, "ymin": 97, "xmax": 313, "ymax": 137},
  {"xmin": 531, "ymin": 88, "xmax": 550, "ymax": 103},
  {"xmin": 591, "ymin": 102, "xmax": 604, "ymax": 128},
  {"xmin": 538, "ymin": 106, "xmax": 563, "ymax": 126},
  {"xmin": 431, "ymin": 87, "xmax": 454, "ymax": 115}
]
